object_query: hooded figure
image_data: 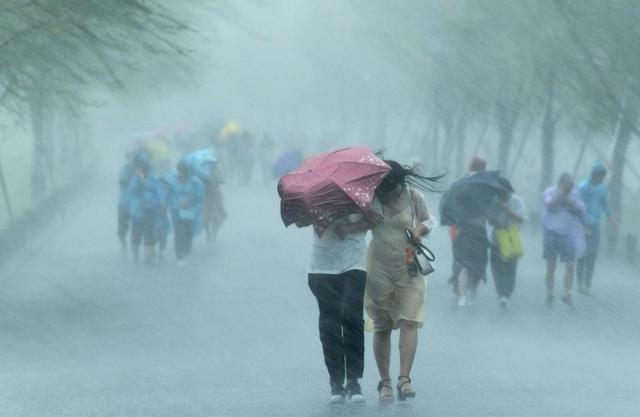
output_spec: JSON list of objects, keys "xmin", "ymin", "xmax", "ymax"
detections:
[
  {"xmin": 117, "ymin": 152, "xmax": 138, "ymax": 252},
  {"xmin": 576, "ymin": 161, "xmax": 611, "ymax": 294},
  {"xmin": 127, "ymin": 157, "xmax": 162, "ymax": 263},
  {"xmin": 169, "ymin": 160, "xmax": 204, "ymax": 263}
]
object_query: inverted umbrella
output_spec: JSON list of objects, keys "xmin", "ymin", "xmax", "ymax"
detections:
[
  {"xmin": 278, "ymin": 147, "xmax": 390, "ymax": 236},
  {"xmin": 439, "ymin": 170, "xmax": 508, "ymax": 226}
]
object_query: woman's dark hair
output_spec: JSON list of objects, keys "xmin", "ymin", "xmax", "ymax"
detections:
[{"xmin": 376, "ymin": 160, "xmax": 444, "ymax": 200}]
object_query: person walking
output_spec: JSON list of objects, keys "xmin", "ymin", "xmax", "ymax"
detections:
[
  {"xmin": 449, "ymin": 156, "xmax": 489, "ymax": 307},
  {"xmin": 117, "ymin": 153, "xmax": 137, "ymax": 257},
  {"xmin": 307, "ymin": 212, "xmax": 378, "ymax": 403},
  {"xmin": 576, "ymin": 162, "xmax": 613, "ymax": 295},
  {"xmin": 155, "ymin": 176, "xmax": 172, "ymax": 260},
  {"xmin": 258, "ymin": 133, "xmax": 277, "ymax": 184},
  {"xmin": 541, "ymin": 173, "xmax": 586, "ymax": 307},
  {"xmin": 128, "ymin": 157, "xmax": 162, "ymax": 264},
  {"xmin": 169, "ymin": 161, "xmax": 204, "ymax": 265},
  {"xmin": 365, "ymin": 161, "xmax": 439, "ymax": 402},
  {"xmin": 488, "ymin": 178, "xmax": 526, "ymax": 310},
  {"xmin": 202, "ymin": 166, "xmax": 227, "ymax": 243}
]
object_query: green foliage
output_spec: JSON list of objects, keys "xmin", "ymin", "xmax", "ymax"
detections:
[{"xmin": 0, "ymin": 0, "xmax": 194, "ymax": 114}]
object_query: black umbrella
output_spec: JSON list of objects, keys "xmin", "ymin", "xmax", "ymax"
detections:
[{"xmin": 439, "ymin": 171, "xmax": 509, "ymax": 226}]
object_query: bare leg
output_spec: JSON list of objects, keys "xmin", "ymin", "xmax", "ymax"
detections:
[
  {"xmin": 373, "ymin": 329, "xmax": 393, "ymax": 400},
  {"xmin": 458, "ymin": 268, "xmax": 469, "ymax": 296},
  {"xmin": 563, "ymin": 262, "xmax": 574, "ymax": 296},
  {"xmin": 373, "ymin": 330, "xmax": 391, "ymax": 381},
  {"xmin": 398, "ymin": 320, "xmax": 418, "ymax": 394},
  {"xmin": 545, "ymin": 259, "xmax": 556, "ymax": 302},
  {"xmin": 457, "ymin": 268, "xmax": 470, "ymax": 306}
]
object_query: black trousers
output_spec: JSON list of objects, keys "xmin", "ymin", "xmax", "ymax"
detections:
[
  {"xmin": 490, "ymin": 247, "xmax": 518, "ymax": 298},
  {"xmin": 131, "ymin": 212, "xmax": 156, "ymax": 249},
  {"xmin": 174, "ymin": 220, "xmax": 194, "ymax": 260},
  {"xmin": 577, "ymin": 225, "xmax": 601, "ymax": 287},
  {"xmin": 308, "ymin": 270, "xmax": 366, "ymax": 386},
  {"xmin": 118, "ymin": 206, "xmax": 130, "ymax": 243}
]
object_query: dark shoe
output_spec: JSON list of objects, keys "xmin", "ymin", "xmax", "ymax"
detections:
[
  {"xmin": 345, "ymin": 380, "xmax": 365, "ymax": 403},
  {"xmin": 377, "ymin": 379, "xmax": 393, "ymax": 402},
  {"xmin": 397, "ymin": 376, "xmax": 416, "ymax": 401},
  {"xmin": 546, "ymin": 294, "xmax": 554, "ymax": 307},
  {"xmin": 499, "ymin": 296, "xmax": 509, "ymax": 311},
  {"xmin": 329, "ymin": 384, "xmax": 345, "ymax": 404},
  {"xmin": 561, "ymin": 294, "xmax": 574, "ymax": 308}
]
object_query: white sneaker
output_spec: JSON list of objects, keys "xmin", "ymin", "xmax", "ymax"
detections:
[
  {"xmin": 346, "ymin": 380, "xmax": 365, "ymax": 403},
  {"xmin": 329, "ymin": 385, "xmax": 345, "ymax": 404},
  {"xmin": 458, "ymin": 296, "xmax": 468, "ymax": 307},
  {"xmin": 499, "ymin": 296, "xmax": 509, "ymax": 310}
]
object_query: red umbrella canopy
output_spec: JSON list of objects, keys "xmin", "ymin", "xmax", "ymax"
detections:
[{"xmin": 278, "ymin": 147, "xmax": 390, "ymax": 236}]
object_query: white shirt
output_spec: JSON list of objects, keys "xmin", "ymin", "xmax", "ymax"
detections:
[{"xmin": 309, "ymin": 214, "xmax": 367, "ymax": 275}]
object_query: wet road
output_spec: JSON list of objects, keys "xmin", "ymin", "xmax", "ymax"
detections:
[{"xmin": 1, "ymin": 179, "xmax": 639, "ymax": 416}]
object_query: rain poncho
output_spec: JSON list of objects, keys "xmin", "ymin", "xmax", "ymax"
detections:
[
  {"xmin": 541, "ymin": 185, "xmax": 586, "ymax": 258},
  {"xmin": 155, "ymin": 177, "xmax": 173, "ymax": 242},
  {"xmin": 169, "ymin": 174, "xmax": 205, "ymax": 233},
  {"xmin": 578, "ymin": 162, "xmax": 610, "ymax": 226},
  {"xmin": 127, "ymin": 174, "xmax": 163, "ymax": 222}
]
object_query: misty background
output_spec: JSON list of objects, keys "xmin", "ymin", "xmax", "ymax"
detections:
[{"xmin": 0, "ymin": 1, "xmax": 639, "ymax": 416}]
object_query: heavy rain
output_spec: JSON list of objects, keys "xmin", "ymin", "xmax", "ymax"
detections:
[{"xmin": 0, "ymin": 1, "xmax": 639, "ymax": 416}]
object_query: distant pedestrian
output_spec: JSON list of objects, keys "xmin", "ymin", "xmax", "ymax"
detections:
[
  {"xmin": 155, "ymin": 176, "xmax": 172, "ymax": 260},
  {"xmin": 488, "ymin": 178, "xmax": 526, "ymax": 310},
  {"xmin": 448, "ymin": 156, "xmax": 486, "ymax": 299},
  {"xmin": 170, "ymin": 161, "xmax": 204, "ymax": 265},
  {"xmin": 258, "ymin": 133, "xmax": 277, "ymax": 184},
  {"xmin": 117, "ymin": 153, "xmax": 137, "ymax": 256},
  {"xmin": 576, "ymin": 162, "xmax": 614, "ymax": 295},
  {"xmin": 541, "ymin": 173, "xmax": 586, "ymax": 307},
  {"xmin": 128, "ymin": 157, "xmax": 162, "ymax": 264},
  {"xmin": 202, "ymin": 167, "xmax": 227, "ymax": 243}
]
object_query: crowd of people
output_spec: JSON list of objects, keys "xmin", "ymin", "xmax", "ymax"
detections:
[
  {"xmin": 116, "ymin": 124, "xmax": 299, "ymax": 265},
  {"xmin": 117, "ymin": 144, "xmax": 227, "ymax": 265},
  {"xmin": 299, "ymin": 153, "xmax": 613, "ymax": 404}
]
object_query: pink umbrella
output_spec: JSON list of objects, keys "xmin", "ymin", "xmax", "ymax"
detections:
[{"xmin": 278, "ymin": 147, "xmax": 390, "ymax": 236}]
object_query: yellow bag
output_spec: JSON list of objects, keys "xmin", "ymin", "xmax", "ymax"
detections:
[{"xmin": 494, "ymin": 226, "xmax": 524, "ymax": 259}]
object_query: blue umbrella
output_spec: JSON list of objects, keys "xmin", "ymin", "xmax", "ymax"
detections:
[{"xmin": 272, "ymin": 149, "xmax": 303, "ymax": 178}]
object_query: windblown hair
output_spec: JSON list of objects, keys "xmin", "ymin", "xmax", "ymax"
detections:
[{"xmin": 376, "ymin": 160, "xmax": 444, "ymax": 200}]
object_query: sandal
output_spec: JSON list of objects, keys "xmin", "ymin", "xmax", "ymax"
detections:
[
  {"xmin": 377, "ymin": 379, "xmax": 394, "ymax": 402},
  {"xmin": 397, "ymin": 376, "xmax": 416, "ymax": 401}
]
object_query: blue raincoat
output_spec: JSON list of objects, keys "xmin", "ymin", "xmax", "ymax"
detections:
[
  {"xmin": 127, "ymin": 174, "xmax": 163, "ymax": 223},
  {"xmin": 155, "ymin": 177, "xmax": 173, "ymax": 243},
  {"xmin": 169, "ymin": 173, "xmax": 205, "ymax": 234},
  {"xmin": 578, "ymin": 162, "xmax": 610, "ymax": 227}
]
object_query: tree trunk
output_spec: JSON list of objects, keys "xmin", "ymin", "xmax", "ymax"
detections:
[
  {"xmin": 496, "ymin": 100, "xmax": 516, "ymax": 174},
  {"xmin": 0, "ymin": 157, "xmax": 14, "ymax": 222},
  {"xmin": 29, "ymin": 89, "xmax": 48, "ymax": 203},
  {"xmin": 430, "ymin": 121, "xmax": 440, "ymax": 171},
  {"xmin": 607, "ymin": 102, "xmax": 638, "ymax": 254},
  {"xmin": 454, "ymin": 115, "xmax": 468, "ymax": 178},
  {"xmin": 540, "ymin": 72, "xmax": 556, "ymax": 193},
  {"xmin": 439, "ymin": 113, "xmax": 455, "ymax": 175}
]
